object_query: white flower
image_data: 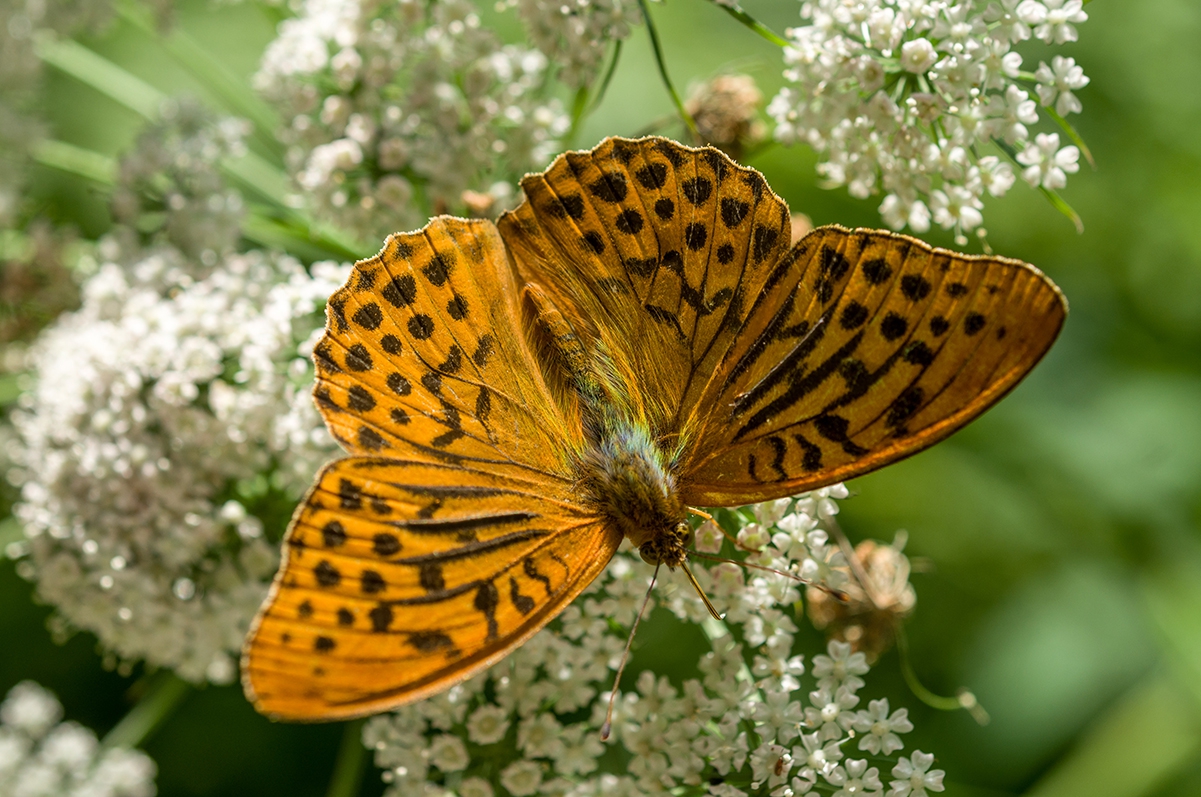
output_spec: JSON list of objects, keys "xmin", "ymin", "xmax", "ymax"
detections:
[
  {"xmin": 427, "ymin": 734, "xmax": 469, "ymax": 772},
  {"xmin": 458, "ymin": 777, "xmax": 494, "ymax": 797},
  {"xmin": 506, "ymin": 0, "xmax": 642, "ymax": 88},
  {"xmin": 889, "ymin": 751, "xmax": 945, "ymax": 797},
  {"xmin": 750, "ymin": 742, "xmax": 793, "ymax": 788},
  {"xmin": 11, "ymin": 248, "xmax": 345, "ymax": 682},
  {"xmin": 0, "ymin": 682, "xmax": 156, "ymax": 797},
  {"xmin": 1035, "ymin": 55, "xmax": 1090, "ymax": 116},
  {"xmin": 1030, "ymin": 0, "xmax": 1087, "ymax": 43},
  {"xmin": 827, "ymin": 758, "xmax": 884, "ymax": 797},
  {"xmin": 500, "ymin": 760, "xmax": 544, "ymax": 796},
  {"xmin": 517, "ymin": 712, "xmax": 565, "ymax": 759},
  {"xmin": 853, "ymin": 699, "xmax": 914, "ymax": 755},
  {"xmin": 768, "ymin": 0, "xmax": 1091, "ymax": 235},
  {"xmin": 900, "ymin": 39, "xmax": 938, "ymax": 73},
  {"xmin": 812, "ymin": 641, "xmax": 870, "ymax": 692},
  {"xmin": 1017, "ymin": 132, "xmax": 1080, "ymax": 189},
  {"xmin": 466, "ymin": 705, "xmax": 511, "ymax": 745},
  {"xmin": 694, "ymin": 519, "xmax": 725, "ymax": 554},
  {"xmin": 803, "ymin": 685, "xmax": 860, "ymax": 741}
]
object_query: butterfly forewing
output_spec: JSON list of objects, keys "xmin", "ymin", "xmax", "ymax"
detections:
[
  {"xmin": 679, "ymin": 226, "xmax": 1066, "ymax": 504},
  {"xmin": 498, "ymin": 137, "xmax": 791, "ymax": 428},
  {"xmin": 245, "ymin": 457, "xmax": 620, "ymax": 720},
  {"xmin": 313, "ymin": 217, "xmax": 574, "ymax": 474}
]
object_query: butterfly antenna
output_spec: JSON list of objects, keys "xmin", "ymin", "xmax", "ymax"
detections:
[
  {"xmin": 601, "ymin": 562, "xmax": 659, "ymax": 741},
  {"xmin": 681, "ymin": 560, "xmax": 724, "ymax": 621},
  {"xmin": 687, "ymin": 549, "xmax": 848, "ymax": 601},
  {"xmin": 687, "ymin": 506, "xmax": 714, "ymax": 522}
]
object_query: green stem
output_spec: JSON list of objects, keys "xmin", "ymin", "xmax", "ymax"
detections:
[
  {"xmin": 102, "ymin": 671, "xmax": 192, "ymax": 749},
  {"xmin": 326, "ymin": 719, "xmax": 368, "ymax": 797},
  {"xmin": 566, "ymin": 85, "xmax": 591, "ymax": 147},
  {"xmin": 993, "ymin": 137, "xmax": 1085, "ymax": 234},
  {"xmin": 896, "ymin": 626, "xmax": 989, "ymax": 725},
  {"xmin": 590, "ymin": 39, "xmax": 623, "ymax": 114},
  {"xmin": 711, "ymin": 1, "xmax": 789, "ymax": 47},
  {"xmin": 636, "ymin": 0, "xmax": 699, "ymax": 139}
]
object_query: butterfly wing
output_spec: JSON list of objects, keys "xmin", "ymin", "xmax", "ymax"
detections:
[
  {"xmin": 244, "ymin": 218, "xmax": 620, "ymax": 720},
  {"xmin": 679, "ymin": 225, "xmax": 1066, "ymax": 504},
  {"xmin": 497, "ymin": 137, "xmax": 1066, "ymax": 506},
  {"xmin": 244, "ymin": 457, "xmax": 619, "ymax": 720},
  {"xmin": 498, "ymin": 136, "xmax": 791, "ymax": 431}
]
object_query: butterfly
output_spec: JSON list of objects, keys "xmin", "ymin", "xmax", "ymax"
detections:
[{"xmin": 241, "ymin": 136, "xmax": 1066, "ymax": 721}]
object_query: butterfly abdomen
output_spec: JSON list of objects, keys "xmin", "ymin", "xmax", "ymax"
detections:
[{"xmin": 582, "ymin": 424, "xmax": 689, "ymax": 567}]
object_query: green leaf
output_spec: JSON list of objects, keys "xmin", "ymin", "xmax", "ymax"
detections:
[
  {"xmin": 33, "ymin": 33, "xmax": 165, "ymax": 120},
  {"xmin": 31, "ymin": 139, "xmax": 118, "ymax": 185},
  {"xmin": 1039, "ymin": 185, "xmax": 1085, "ymax": 234}
]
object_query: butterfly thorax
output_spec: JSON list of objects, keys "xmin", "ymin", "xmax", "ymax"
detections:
[{"xmin": 581, "ymin": 423, "xmax": 690, "ymax": 568}]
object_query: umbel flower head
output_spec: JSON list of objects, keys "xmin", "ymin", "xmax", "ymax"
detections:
[
  {"xmin": 768, "ymin": 0, "xmax": 1090, "ymax": 243},
  {"xmin": 255, "ymin": 0, "xmax": 570, "ymax": 243},
  {"xmin": 0, "ymin": 681, "xmax": 157, "ymax": 797},
  {"xmin": 501, "ymin": 0, "xmax": 641, "ymax": 89},
  {"xmin": 363, "ymin": 492, "xmax": 943, "ymax": 797},
  {"xmin": 7, "ymin": 248, "xmax": 347, "ymax": 682}
]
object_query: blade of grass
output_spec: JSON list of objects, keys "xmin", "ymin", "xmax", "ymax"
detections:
[
  {"xmin": 31, "ymin": 140, "xmax": 118, "ymax": 185},
  {"xmin": 114, "ymin": 0, "xmax": 283, "ymax": 160},
  {"xmin": 636, "ymin": 0, "xmax": 698, "ymax": 138},
  {"xmin": 590, "ymin": 39, "xmax": 623, "ymax": 114},
  {"xmin": 33, "ymin": 33, "xmax": 164, "ymax": 120},
  {"xmin": 710, "ymin": 1, "xmax": 789, "ymax": 47}
]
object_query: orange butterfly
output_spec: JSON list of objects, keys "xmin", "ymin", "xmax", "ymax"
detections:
[{"xmin": 242, "ymin": 136, "xmax": 1066, "ymax": 721}]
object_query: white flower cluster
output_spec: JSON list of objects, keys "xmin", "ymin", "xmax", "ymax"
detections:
[
  {"xmin": 6, "ymin": 247, "xmax": 348, "ymax": 683},
  {"xmin": 109, "ymin": 99, "xmax": 250, "ymax": 262},
  {"xmin": 0, "ymin": 681, "xmax": 156, "ymax": 797},
  {"xmin": 768, "ymin": 0, "xmax": 1090, "ymax": 242},
  {"xmin": 501, "ymin": 0, "xmax": 641, "ymax": 88},
  {"xmin": 363, "ymin": 488, "xmax": 943, "ymax": 797},
  {"xmin": 254, "ymin": 0, "xmax": 570, "ymax": 243}
]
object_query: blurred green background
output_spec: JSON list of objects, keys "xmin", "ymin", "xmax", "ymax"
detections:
[{"xmin": 4, "ymin": 0, "xmax": 1201, "ymax": 795}]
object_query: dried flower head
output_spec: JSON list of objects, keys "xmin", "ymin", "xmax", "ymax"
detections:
[
  {"xmin": 807, "ymin": 537, "xmax": 917, "ymax": 661},
  {"xmin": 685, "ymin": 73, "xmax": 767, "ymax": 159}
]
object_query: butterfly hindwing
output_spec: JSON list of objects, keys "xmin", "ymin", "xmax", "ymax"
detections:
[{"xmin": 244, "ymin": 458, "xmax": 621, "ymax": 720}]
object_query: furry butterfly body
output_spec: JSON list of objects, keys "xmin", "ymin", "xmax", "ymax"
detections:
[{"xmin": 242, "ymin": 136, "xmax": 1066, "ymax": 720}]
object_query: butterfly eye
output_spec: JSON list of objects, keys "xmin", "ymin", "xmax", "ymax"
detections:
[
  {"xmin": 680, "ymin": 524, "xmax": 695, "ymax": 549},
  {"xmin": 639, "ymin": 547, "xmax": 660, "ymax": 565}
]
